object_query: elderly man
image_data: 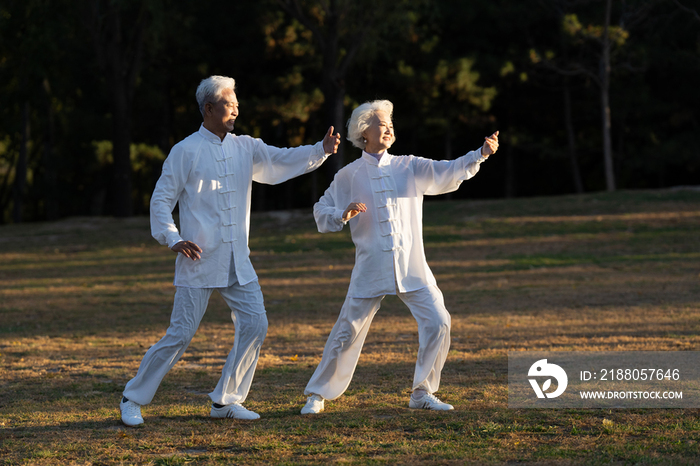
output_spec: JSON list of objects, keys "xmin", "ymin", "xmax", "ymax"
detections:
[{"xmin": 119, "ymin": 75, "xmax": 340, "ymax": 426}]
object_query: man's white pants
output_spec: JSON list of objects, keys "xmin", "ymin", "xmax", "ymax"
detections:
[
  {"xmin": 304, "ymin": 284, "xmax": 451, "ymax": 400},
  {"xmin": 123, "ymin": 280, "xmax": 268, "ymax": 406}
]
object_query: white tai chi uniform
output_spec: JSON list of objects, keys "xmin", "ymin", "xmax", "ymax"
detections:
[
  {"xmin": 304, "ymin": 148, "xmax": 487, "ymax": 400},
  {"xmin": 123, "ymin": 125, "xmax": 330, "ymax": 406}
]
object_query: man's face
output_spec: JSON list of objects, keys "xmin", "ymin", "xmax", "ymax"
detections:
[{"xmin": 205, "ymin": 88, "xmax": 239, "ymax": 137}]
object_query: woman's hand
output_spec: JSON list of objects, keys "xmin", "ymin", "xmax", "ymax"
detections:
[
  {"xmin": 342, "ymin": 202, "xmax": 367, "ymax": 222},
  {"xmin": 482, "ymin": 131, "xmax": 500, "ymax": 156}
]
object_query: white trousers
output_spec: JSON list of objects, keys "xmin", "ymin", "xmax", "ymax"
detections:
[
  {"xmin": 123, "ymin": 280, "xmax": 267, "ymax": 406},
  {"xmin": 304, "ymin": 284, "xmax": 451, "ymax": 400}
]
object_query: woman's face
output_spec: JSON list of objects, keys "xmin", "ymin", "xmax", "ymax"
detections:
[{"xmin": 362, "ymin": 110, "xmax": 394, "ymax": 153}]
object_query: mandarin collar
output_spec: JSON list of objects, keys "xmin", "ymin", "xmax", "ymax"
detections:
[
  {"xmin": 361, "ymin": 151, "xmax": 392, "ymax": 166},
  {"xmin": 198, "ymin": 124, "xmax": 232, "ymax": 145}
]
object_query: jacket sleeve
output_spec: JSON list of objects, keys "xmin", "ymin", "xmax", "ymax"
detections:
[
  {"xmin": 313, "ymin": 171, "xmax": 349, "ymax": 234},
  {"xmin": 413, "ymin": 148, "xmax": 487, "ymax": 196},
  {"xmin": 252, "ymin": 139, "xmax": 330, "ymax": 185},
  {"xmin": 150, "ymin": 144, "xmax": 188, "ymax": 248}
]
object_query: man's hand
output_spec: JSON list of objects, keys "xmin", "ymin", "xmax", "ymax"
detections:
[
  {"xmin": 172, "ymin": 240, "xmax": 202, "ymax": 260},
  {"xmin": 342, "ymin": 202, "xmax": 367, "ymax": 222},
  {"xmin": 482, "ymin": 131, "xmax": 500, "ymax": 156},
  {"xmin": 323, "ymin": 126, "xmax": 342, "ymax": 154}
]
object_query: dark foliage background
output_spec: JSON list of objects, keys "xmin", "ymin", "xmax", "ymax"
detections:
[{"xmin": 1, "ymin": 0, "xmax": 698, "ymax": 222}]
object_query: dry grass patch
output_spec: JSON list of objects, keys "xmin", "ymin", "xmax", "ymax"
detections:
[{"xmin": 2, "ymin": 189, "xmax": 700, "ymax": 465}]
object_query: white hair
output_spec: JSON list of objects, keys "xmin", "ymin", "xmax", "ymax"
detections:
[
  {"xmin": 196, "ymin": 76, "xmax": 236, "ymax": 117},
  {"xmin": 346, "ymin": 100, "xmax": 395, "ymax": 150}
]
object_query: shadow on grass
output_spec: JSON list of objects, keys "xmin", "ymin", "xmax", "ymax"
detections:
[{"xmin": 3, "ymin": 192, "xmax": 700, "ymax": 464}]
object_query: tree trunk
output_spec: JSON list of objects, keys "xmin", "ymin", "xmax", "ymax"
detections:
[
  {"xmin": 158, "ymin": 75, "xmax": 173, "ymax": 156},
  {"xmin": 504, "ymin": 141, "xmax": 516, "ymax": 199},
  {"xmin": 324, "ymin": 83, "xmax": 346, "ymax": 175},
  {"xmin": 89, "ymin": 0, "xmax": 147, "ymax": 217},
  {"xmin": 13, "ymin": 102, "xmax": 29, "ymax": 223},
  {"xmin": 310, "ymin": 170, "xmax": 318, "ymax": 206},
  {"xmin": 563, "ymin": 83, "xmax": 584, "ymax": 194},
  {"xmin": 43, "ymin": 79, "xmax": 60, "ymax": 220},
  {"xmin": 444, "ymin": 123, "xmax": 454, "ymax": 200},
  {"xmin": 320, "ymin": 9, "xmax": 346, "ymax": 177},
  {"xmin": 601, "ymin": 0, "xmax": 616, "ymax": 192},
  {"xmin": 444, "ymin": 122, "xmax": 453, "ymax": 160},
  {"xmin": 111, "ymin": 78, "xmax": 133, "ymax": 217},
  {"xmin": 332, "ymin": 88, "xmax": 345, "ymax": 168}
]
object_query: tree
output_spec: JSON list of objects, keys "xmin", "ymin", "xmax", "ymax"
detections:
[
  {"xmin": 273, "ymin": 0, "xmax": 372, "ymax": 174},
  {"xmin": 672, "ymin": 0, "xmax": 700, "ymax": 22},
  {"xmin": 532, "ymin": 0, "xmax": 660, "ymax": 191},
  {"xmin": 88, "ymin": 0, "xmax": 150, "ymax": 217},
  {"xmin": 0, "ymin": 0, "xmax": 698, "ymax": 222},
  {"xmin": 273, "ymin": 0, "xmax": 431, "ymax": 175},
  {"xmin": 392, "ymin": 57, "xmax": 497, "ymax": 161},
  {"xmin": 12, "ymin": 103, "xmax": 29, "ymax": 223},
  {"xmin": 562, "ymin": 78, "xmax": 585, "ymax": 193},
  {"xmin": 0, "ymin": 0, "xmax": 75, "ymax": 222}
]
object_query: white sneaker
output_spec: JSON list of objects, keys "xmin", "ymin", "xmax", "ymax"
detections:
[
  {"xmin": 300, "ymin": 394, "xmax": 324, "ymax": 414},
  {"xmin": 409, "ymin": 393, "xmax": 454, "ymax": 411},
  {"xmin": 210, "ymin": 403, "xmax": 260, "ymax": 420},
  {"xmin": 120, "ymin": 398, "xmax": 144, "ymax": 426}
]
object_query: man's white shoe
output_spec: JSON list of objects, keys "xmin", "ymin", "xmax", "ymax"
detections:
[
  {"xmin": 210, "ymin": 403, "xmax": 260, "ymax": 420},
  {"xmin": 409, "ymin": 393, "xmax": 454, "ymax": 411},
  {"xmin": 120, "ymin": 398, "xmax": 144, "ymax": 426},
  {"xmin": 301, "ymin": 394, "xmax": 324, "ymax": 414}
]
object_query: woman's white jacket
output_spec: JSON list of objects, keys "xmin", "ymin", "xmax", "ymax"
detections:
[{"xmin": 314, "ymin": 149, "xmax": 487, "ymax": 298}]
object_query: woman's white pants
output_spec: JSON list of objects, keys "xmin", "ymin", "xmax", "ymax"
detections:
[
  {"xmin": 304, "ymin": 284, "xmax": 451, "ymax": 400},
  {"xmin": 123, "ymin": 280, "xmax": 268, "ymax": 406}
]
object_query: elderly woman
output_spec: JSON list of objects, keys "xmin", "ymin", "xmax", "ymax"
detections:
[{"xmin": 301, "ymin": 100, "xmax": 499, "ymax": 414}]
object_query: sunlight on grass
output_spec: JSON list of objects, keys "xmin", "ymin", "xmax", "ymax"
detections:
[
  {"xmin": 491, "ymin": 210, "xmax": 700, "ymax": 224},
  {"xmin": 2, "ymin": 191, "xmax": 700, "ymax": 464}
]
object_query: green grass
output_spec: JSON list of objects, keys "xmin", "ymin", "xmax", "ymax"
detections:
[{"xmin": 1, "ymin": 188, "xmax": 700, "ymax": 464}]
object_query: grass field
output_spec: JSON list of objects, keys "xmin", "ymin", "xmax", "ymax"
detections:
[{"xmin": 1, "ymin": 189, "xmax": 700, "ymax": 465}]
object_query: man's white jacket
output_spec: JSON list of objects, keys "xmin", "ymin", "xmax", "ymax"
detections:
[
  {"xmin": 314, "ymin": 149, "xmax": 487, "ymax": 298},
  {"xmin": 151, "ymin": 125, "xmax": 330, "ymax": 288}
]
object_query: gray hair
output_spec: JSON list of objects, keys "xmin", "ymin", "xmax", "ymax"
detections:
[
  {"xmin": 346, "ymin": 100, "xmax": 395, "ymax": 150},
  {"xmin": 196, "ymin": 75, "xmax": 236, "ymax": 117}
]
